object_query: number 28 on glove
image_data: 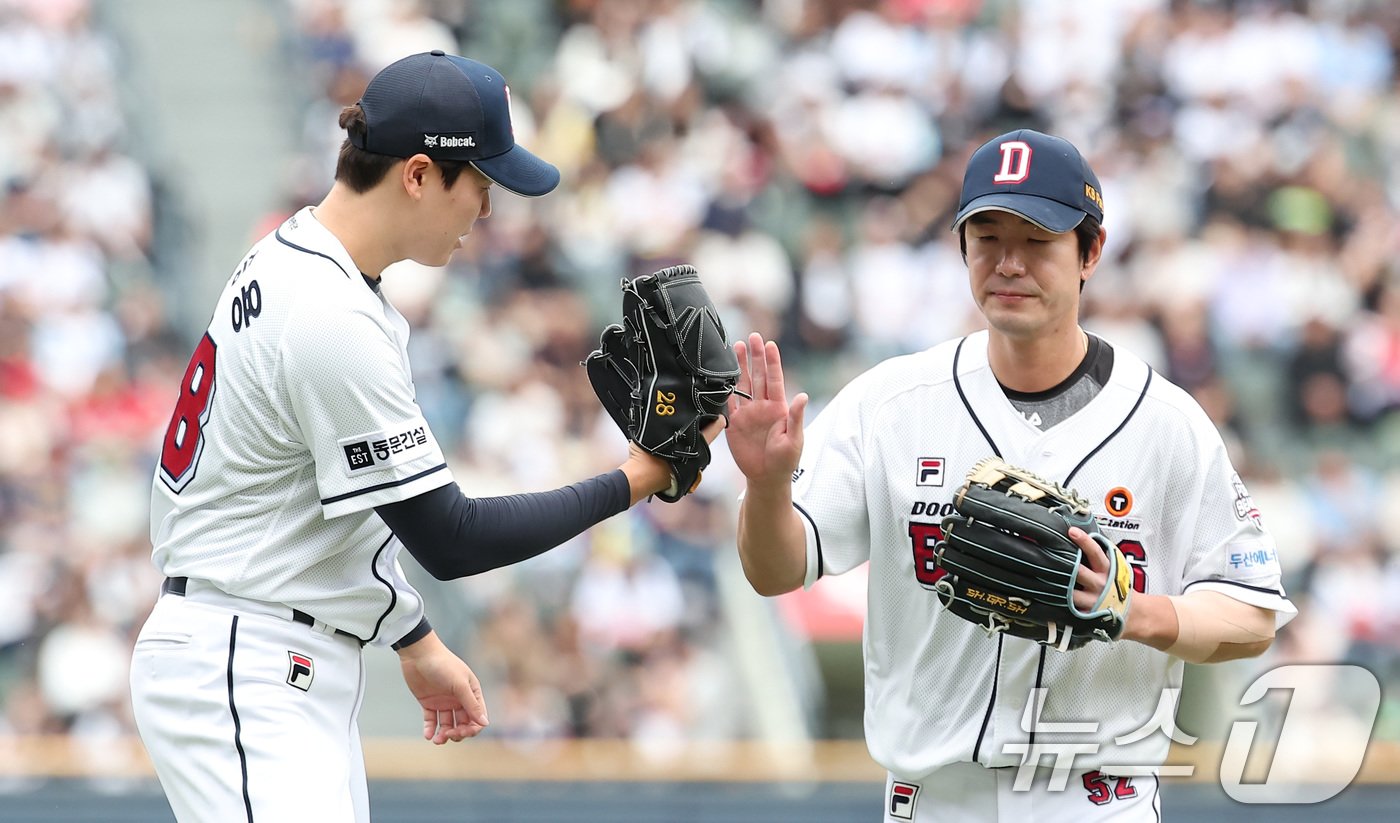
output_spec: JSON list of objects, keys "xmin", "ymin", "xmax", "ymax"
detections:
[
  {"xmin": 933, "ymin": 458, "xmax": 1133, "ymax": 652},
  {"xmin": 582, "ymin": 265, "xmax": 748, "ymax": 502}
]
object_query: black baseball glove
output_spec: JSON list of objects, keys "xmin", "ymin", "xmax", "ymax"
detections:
[
  {"xmin": 583, "ymin": 265, "xmax": 746, "ymax": 502},
  {"xmin": 933, "ymin": 458, "xmax": 1133, "ymax": 651}
]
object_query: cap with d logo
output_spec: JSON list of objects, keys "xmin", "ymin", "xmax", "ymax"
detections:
[
  {"xmin": 951, "ymin": 129, "xmax": 1103, "ymax": 233},
  {"xmin": 351, "ymin": 50, "xmax": 560, "ymax": 197}
]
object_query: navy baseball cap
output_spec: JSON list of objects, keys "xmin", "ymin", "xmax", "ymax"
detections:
[
  {"xmin": 350, "ymin": 50, "xmax": 560, "ymax": 197},
  {"xmin": 951, "ymin": 129, "xmax": 1103, "ymax": 233}
]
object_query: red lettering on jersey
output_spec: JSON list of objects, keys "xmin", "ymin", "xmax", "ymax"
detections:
[
  {"xmin": 159, "ymin": 333, "xmax": 218, "ymax": 493},
  {"xmin": 1082, "ymin": 771, "xmax": 1139, "ymax": 806},
  {"xmin": 1083, "ymin": 770, "xmax": 1112, "ymax": 805},
  {"xmin": 1117, "ymin": 539, "xmax": 1148, "ymax": 593},
  {"xmin": 1114, "ymin": 775, "xmax": 1138, "ymax": 799},
  {"xmin": 909, "ymin": 522, "xmax": 947, "ymax": 588}
]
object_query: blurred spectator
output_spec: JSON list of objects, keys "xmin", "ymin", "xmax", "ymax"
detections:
[{"xmin": 1345, "ymin": 278, "xmax": 1400, "ymax": 421}]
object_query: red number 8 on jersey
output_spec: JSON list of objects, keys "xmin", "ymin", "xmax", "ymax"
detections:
[{"xmin": 159, "ymin": 333, "xmax": 217, "ymax": 493}]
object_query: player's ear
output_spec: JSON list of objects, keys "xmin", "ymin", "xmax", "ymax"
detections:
[
  {"xmin": 1080, "ymin": 225, "xmax": 1107, "ymax": 285},
  {"xmin": 400, "ymin": 154, "xmax": 434, "ymax": 201}
]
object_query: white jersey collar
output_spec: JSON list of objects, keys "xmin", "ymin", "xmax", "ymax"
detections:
[
  {"xmin": 955, "ymin": 329, "xmax": 1152, "ymax": 455},
  {"xmin": 274, "ymin": 206, "xmax": 363, "ymax": 282}
]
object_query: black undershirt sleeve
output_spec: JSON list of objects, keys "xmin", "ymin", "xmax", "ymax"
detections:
[{"xmin": 375, "ymin": 471, "xmax": 631, "ymax": 580}]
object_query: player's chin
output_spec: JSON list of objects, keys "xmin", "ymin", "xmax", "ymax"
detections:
[
  {"xmin": 412, "ymin": 247, "xmax": 457, "ymax": 268},
  {"xmin": 982, "ymin": 307, "xmax": 1041, "ymax": 336}
]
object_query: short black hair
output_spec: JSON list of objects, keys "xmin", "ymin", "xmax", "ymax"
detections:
[{"xmin": 335, "ymin": 104, "xmax": 472, "ymax": 193}]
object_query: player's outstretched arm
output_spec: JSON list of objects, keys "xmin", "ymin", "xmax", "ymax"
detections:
[
  {"xmin": 396, "ymin": 630, "xmax": 489, "ymax": 745},
  {"xmin": 729, "ymin": 333, "xmax": 809, "ymax": 596},
  {"xmin": 376, "ymin": 420, "xmax": 723, "ymax": 579},
  {"xmin": 1071, "ymin": 530, "xmax": 1275, "ymax": 662}
]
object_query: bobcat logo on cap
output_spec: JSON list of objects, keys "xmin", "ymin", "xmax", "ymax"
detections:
[{"xmin": 423, "ymin": 134, "xmax": 439, "ymax": 148}]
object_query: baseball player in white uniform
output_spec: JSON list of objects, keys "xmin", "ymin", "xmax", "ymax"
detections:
[
  {"xmin": 726, "ymin": 129, "xmax": 1296, "ymax": 821},
  {"xmin": 130, "ymin": 52, "xmax": 693, "ymax": 822}
]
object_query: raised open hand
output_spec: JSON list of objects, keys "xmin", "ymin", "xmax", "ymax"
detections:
[{"xmin": 726, "ymin": 333, "xmax": 808, "ymax": 489}]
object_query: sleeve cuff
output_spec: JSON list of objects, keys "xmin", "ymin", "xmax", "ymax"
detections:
[
  {"xmin": 391, "ymin": 616, "xmax": 433, "ymax": 650},
  {"xmin": 794, "ymin": 501, "xmax": 823, "ymax": 590},
  {"xmin": 1183, "ymin": 580, "xmax": 1298, "ymax": 629}
]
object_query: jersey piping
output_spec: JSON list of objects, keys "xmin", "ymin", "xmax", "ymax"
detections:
[
  {"xmin": 1065, "ymin": 369, "xmax": 1153, "ymax": 483},
  {"xmin": 319, "ymin": 463, "xmax": 449, "ymax": 506},
  {"xmin": 366, "ymin": 535, "xmax": 397, "ymax": 644},
  {"xmin": 953, "ymin": 336, "xmax": 1003, "ymax": 458},
  {"xmin": 225, "ymin": 616, "xmax": 254, "ymax": 823},
  {"xmin": 275, "ymin": 228, "xmax": 351, "ymax": 279},
  {"xmin": 794, "ymin": 501, "xmax": 825, "ymax": 579},
  {"xmin": 956, "ymin": 335, "xmax": 1004, "ymax": 763},
  {"xmin": 1028, "ymin": 647, "xmax": 1048, "ymax": 750},
  {"xmin": 1183, "ymin": 578, "xmax": 1285, "ymax": 597},
  {"xmin": 971, "ymin": 634, "xmax": 1003, "ymax": 763}
]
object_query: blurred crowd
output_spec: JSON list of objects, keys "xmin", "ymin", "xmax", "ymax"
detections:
[{"xmin": 3, "ymin": 0, "xmax": 1400, "ymax": 760}]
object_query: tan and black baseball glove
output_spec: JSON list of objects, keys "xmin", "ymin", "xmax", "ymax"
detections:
[
  {"xmin": 583, "ymin": 265, "xmax": 745, "ymax": 502},
  {"xmin": 934, "ymin": 458, "xmax": 1133, "ymax": 651}
]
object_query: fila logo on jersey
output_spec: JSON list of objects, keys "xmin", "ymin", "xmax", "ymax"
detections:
[
  {"xmin": 890, "ymin": 781, "xmax": 920, "ymax": 820},
  {"xmin": 916, "ymin": 457, "xmax": 945, "ymax": 487},
  {"xmin": 287, "ymin": 652, "xmax": 314, "ymax": 691}
]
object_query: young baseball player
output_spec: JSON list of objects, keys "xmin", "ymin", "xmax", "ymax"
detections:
[
  {"xmin": 130, "ymin": 51, "xmax": 701, "ymax": 822},
  {"xmin": 726, "ymin": 129, "xmax": 1296, "ymax": 821}
]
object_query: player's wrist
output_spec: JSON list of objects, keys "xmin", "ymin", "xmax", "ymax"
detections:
[
  {"xmin": 619, "ymin": 446, "xmax": 672, "ymax": 504},
  {"xmin": 392, "ymin": 618, "xmax": 434, "ymax": 653},
  {"xmin": 1119, "ymin": 593, "xmax": 1177, "ymax": 651},
  {"xmin": 742, "ymin": 475, "xmax": 794, "ymax": 508}
]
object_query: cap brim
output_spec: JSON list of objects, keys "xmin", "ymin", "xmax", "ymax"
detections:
[
  {"xmin": 950, "ymin": 193, "xmax": 1086, "ymax": 233},
  {"xmin": 472, "ymin": 145, "xmax": 560, "ymax": 197}
]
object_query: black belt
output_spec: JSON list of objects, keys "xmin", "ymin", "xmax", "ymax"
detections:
[{"xmin": 163, "ymin": 577, "xmax": 362, "ymax": 644}]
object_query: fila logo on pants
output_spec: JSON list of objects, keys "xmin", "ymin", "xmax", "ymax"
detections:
[
  {"xmin": 890, "ymin": 781, "xmax": 919, "ymax": 820},
  {"xmin": 287, "ymin": 652, "xmax": 314, "ymax": 691}
]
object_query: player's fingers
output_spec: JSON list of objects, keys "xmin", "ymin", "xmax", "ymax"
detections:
[
  {"xmin": 733, "ymin": 340, "xmax": 752, "ymax": 400},
  {"xmin": 433, "ymin": 711, "xmax": 452, "ymax": 745},
  {"xmin": 422, "ymin": 709, "xmax": 436, "ymax": 742},
  {"xmin": 1073, "ymin": 562, "xmax": 1103, "ymax": 592},
  {"xmin": 788, "ymin": 392, "xmax": 808, "ymax": 435},
  {"xmin": 461, "ymin": 670, "xmax": 489, "ymax": 728},
  {"xmin": 747, "ymin": 333, "xmax": 768, "ymax": 400},
  {"xmin": 448, "ymin": 709, "xmax": 472, "ymax": 743},
  {"xmin": 1071, "ymin": 527, "xmax": 1109, "ymax": 574},
  {"xmin": 701, "ymin": 415, "xmax": 726, "ymax": 444},
  {"xmin": 764, "ymin": 340, "xmax": 786, "ymax": 403}
]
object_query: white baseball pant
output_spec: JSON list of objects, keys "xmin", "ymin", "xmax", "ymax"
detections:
[
  {"xmin": 131, "ymin": 584, "xmax": 369, "ymax": 822},
  {"xmin": 885, "ymin": 762, "xmax": 1162, "ymax": 822}
]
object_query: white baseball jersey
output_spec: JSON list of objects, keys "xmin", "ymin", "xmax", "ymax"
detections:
[
  {"xmin": 149, "ymin": 207, "xmax": 454, "ymax": 643},
  {"xmin": 791, "ymin": 331, "xmax": 1295, "ymax": 779}
]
